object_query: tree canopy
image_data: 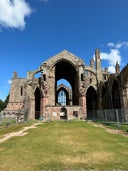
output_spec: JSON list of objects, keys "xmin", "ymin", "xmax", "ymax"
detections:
[{"xmin": 0, "ymin": 94, "xmax": 9, "ymax": 112}]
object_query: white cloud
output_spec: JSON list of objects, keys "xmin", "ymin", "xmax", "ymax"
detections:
[
  {"xmin": 8, "ymin": 80, "xmax": 12, "ymax": 84},
  {"xmin": 107, "ymin": 41, "xmax": 128, "ymax": 49},
  {"xmin": 0, "ymin": 0, "xmax": 32, "ymax": 30},
  {"xmin": 115, "ymin": 42, "xmax": 128, "ymax": 49},
  {"xmin": 107, "ymin": 42, "xmax": 115, "ymax": 48},
  {"xmin": 100, "ymin": 49, "xmax": 121, "ymax": 73},
  {"xmin": 99, "ymin": 41, "xmax": 128, "ymax": 73}
]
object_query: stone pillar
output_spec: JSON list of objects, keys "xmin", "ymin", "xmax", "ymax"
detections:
[
  {"xmin": 98, "ymin": 97, "xmax": 103, "ymax": 109},
  {"xmin": 115, "ymin": 61, "xmax": 120, "ymax": 74},
  {"xmin": 79, "ymin": 94, "xmax": 86, "ymax": 119},
  {"xmin": 28, "ymin": 98, "xmax": 35, "ymax": 120},
  {"xmin": 95, "ymin": 49, "xmax": 102, "ymax": 82},
  {"xmin": 40, "ymin": 95, "xmax": 43, "ymax": 120},
  {"xmin": 121, "ymin": 87, "xmax": 128, "ymax": 108},
  {"xmin": 13, "ymin": 72, "xmax": 18, "ymax": 79},
  {"xmin": 40, "ymin": 88, "xmax": 48, "ymax": 120},
  {"xmin": 41, "ymin": 96, "xmax": 47, "ymax": 120},
  {"xmin": 90, "ymin": 58, "xmax": 94, "ymax": 68}
]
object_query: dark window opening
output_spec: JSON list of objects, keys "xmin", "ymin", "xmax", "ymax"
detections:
[
  {"xmin": 21, "ymin": 87, "xmax": 23, "ymax": 96},
  {"xmin": 81, "ymin": 74, "xmax": 84, "ymax": 81},
  {"xmin": 43, "ymin": 74, "xmax": 46, "ymax": 81},
  {"xmin": 73, "ymin": 111, "xmax": 78, "ymax": 117},
  {"xmin": 60, "ymin": 107, "xmax": 67, "ymax": 119},
  {"xmin": 103, "ymin": 75, "xmax": 106, "ymax": 80}
]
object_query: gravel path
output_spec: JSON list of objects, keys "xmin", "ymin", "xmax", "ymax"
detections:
[
  {"xmin": 0, "ymin": 122, "xmax": 42, "ymax": 144},
  {"xmin": 93, "ymin": 122, "xmax": 128, "ymax": 137}
]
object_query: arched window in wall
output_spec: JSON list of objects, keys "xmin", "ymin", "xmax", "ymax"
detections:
[
  {"xmin": 58, "ymin": 90, "xmax": 66, "ymax": 106},
  {"xmin": 57, "ymin": 79, "xmax": 71, "ymax": 106},
  {"xmin": 34, "ymin": 72, "xmax": 42, "ymax": 78},
  {"xmin": 86, "ymin": 86, "xmax": 98, "ymax": 119},
  {"xmin": 57, "ymin": 79, "xmax": 71, "ymax": 88}
]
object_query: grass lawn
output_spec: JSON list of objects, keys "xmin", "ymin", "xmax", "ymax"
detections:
[{"xmin": 0, "ymin": 120, "xmax": 128, "ymax": 171}]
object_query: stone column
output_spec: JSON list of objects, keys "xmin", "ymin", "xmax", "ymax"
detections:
[
  {"xmin": 40, "ymin": 94, "xmax": 43, "ymax": 120},
  {"xmin": 121, "ymin": 87, "xmax": 128, "ymax": 108},
  {"xmin": 98, "ymin": 97, "xmax": 103, "ymax": 109},
  {"xmin": 79, "ymin": 92, "xmax": 86, "ymax": 119},
  {"xmin": 40, "ymin": 90, "xmax": 47, "ymax": 120},
  {"xmin": 28, "ymin": 98, "xmax": 35, "ymax": 120}
]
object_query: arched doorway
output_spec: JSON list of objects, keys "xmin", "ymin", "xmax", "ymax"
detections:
[
  {"xmin": 34, "ymin": 87, "xmax": 41, "ymax": 119},
  {"xmin": 55, "ymin": 60, "xmax": 79, "ymax": 105},
  {"xmin": 60, "ymin": 107, "xmax": 67, "ymax": 119},
  {"xmin": 86, "ymin": 86, "xmax": 98, "ymax": 119}
]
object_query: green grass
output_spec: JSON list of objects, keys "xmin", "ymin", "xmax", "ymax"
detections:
[{"xmin": 0, "ymin": 120, "xmax": 128, "ymax": 171}]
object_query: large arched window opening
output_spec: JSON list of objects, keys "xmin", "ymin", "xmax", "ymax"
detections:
[
  {"xmin": 112, "ymin": 80, "xmax": 121, "ymax": 109},
  {"xmin": 55, "ymin": 60, "xmax": 78, "ymax": 105},
  {"xmin": 34, "ymin": 87, "xmax": 41, "ymax": 119},
  {"xmin": 86, "ymin": 86, "xmax": 98, "ymax": 119},
  {"xmin": 57, "ymin": 79, "xmax": 71, "ymax": 106},
  {"xmin": 34, "ymin": 72, "xmax": 42, "ymax": 78}
]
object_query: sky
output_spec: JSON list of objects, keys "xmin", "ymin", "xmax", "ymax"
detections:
[{"xmin": 0, "ymin": 0, "xmax": 128, "ymax": 100}]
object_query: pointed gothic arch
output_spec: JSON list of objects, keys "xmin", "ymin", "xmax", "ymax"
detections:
[
  {"xmin": 55, "ymin": 60, "xmax": 79, "ymax": 105},
  {"xmin": 86, "ymin": 86, "xmax": 98, "ymax": 119},
  {"xmin": 57, "ymin": 85, "xmax": 71, "ymax": 106}
]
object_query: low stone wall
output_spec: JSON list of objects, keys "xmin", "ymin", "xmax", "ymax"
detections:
[
  {"xmin": 0, "ymin": 109, "xmax": 27, "ymax": 122},
  {"xmin": 45, "ymin": 105, "xmax": 84, "ymax": 120}
]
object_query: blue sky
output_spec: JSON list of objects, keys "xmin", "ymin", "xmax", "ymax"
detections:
[{"xmin": 0, "ymin": 0, "xmax": 128, "ymax": 100}]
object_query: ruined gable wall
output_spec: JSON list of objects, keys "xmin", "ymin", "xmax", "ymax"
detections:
[{"xmin": 6, "ymin": 78, "xmax": 27, "ymax": 111}]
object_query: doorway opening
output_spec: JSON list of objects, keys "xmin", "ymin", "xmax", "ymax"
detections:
[
  {"xmin": 60, "ymin": 107, "xmax": 67, "ymax": 119},
  {"xmin": 86, "ymin": 86, "xmax": 97, "ymax": 120},
  {"xmin": 35, "ymin": 87, "xmax": 41, "ymax": 119}
]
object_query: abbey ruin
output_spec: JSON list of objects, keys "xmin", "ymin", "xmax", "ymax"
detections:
[{"xmin": 2, "ymin": 49, "xmax": 128, "ymax": 121}]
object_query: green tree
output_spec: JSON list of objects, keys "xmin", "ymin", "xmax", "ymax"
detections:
[
  {"xmin": 0, "ymin": 94, "xmax": 9, "ymax": 112},
  {"xmin": 0, "ymin": 99, "xmax": 4, "ymax": 112},
  {"xmin": 3, "ymin": 94, "xmax": 9, "ymax": 108}
]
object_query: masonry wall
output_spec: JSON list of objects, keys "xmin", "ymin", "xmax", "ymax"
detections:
[
  {"xmin": 2, "ymin": 49, "xmax": 121, "ymax": 121},
  {"xmin": 45, "ymin": 106, "xmax": 82, "ymax": 120},
  {"xmin": 6, "ymin": 78, "xmax": 27, "ymax": 111}
]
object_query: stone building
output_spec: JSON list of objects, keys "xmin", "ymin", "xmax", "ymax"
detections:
[{"xmin": 2, "ymin": 49, "xmax": 128, "ymax": 121}]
